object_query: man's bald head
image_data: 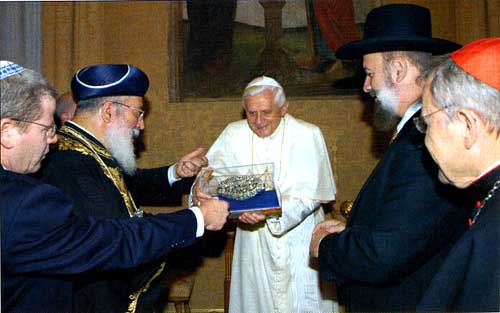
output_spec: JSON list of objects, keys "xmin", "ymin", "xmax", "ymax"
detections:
[{"xmin": 55, "ymin": 91, "xmax": 77, "ymax": 126}]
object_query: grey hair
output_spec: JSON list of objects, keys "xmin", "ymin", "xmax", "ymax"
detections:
[
  {"xmin": 77, "ymin": 95, "xmax": 125, "ymax": 115},
  {"xmin": 242, "ymin": 85, "xmax": 286, "ymax": 108},
  {"xmin": 382, "ymin": 51, "xmax": 432, "ymax": 78},
  {"xmin": 426, "ymin": 58, "xmax": 500, "ymax": 130},
  {"xmin": 1, "ymin": 68, "xmax": 57, "ymax": 132}
]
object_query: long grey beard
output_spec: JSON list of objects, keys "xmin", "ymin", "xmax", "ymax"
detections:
[
  {"xmin": 106, "ymin": 124, "xmax": 140, "ymax": 175},
  {"xmin": 371, "ymin": 84, "xmax": 400, "ymax": 131}
]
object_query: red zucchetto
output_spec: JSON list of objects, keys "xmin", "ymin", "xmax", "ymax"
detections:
[{"xmin": 451, "ymin": 38, "xmax": 500, "ymax": 91}]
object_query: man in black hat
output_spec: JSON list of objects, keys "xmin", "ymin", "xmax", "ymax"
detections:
[
  {"xmin": 40, "ymin": 63, "xmax": 214, "ymax": 313},
  {"xmin": 310, "ymin": 4, "xmax": 470, "ymax": 312}
]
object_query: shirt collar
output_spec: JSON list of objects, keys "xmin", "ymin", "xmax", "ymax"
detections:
[
  {"xmin": 396, "ymin": 102, "xmax": 421, "ymax": 134},
  {"xmin": 472, "ymin": 161, "xmax": 500, "ymax": 185},
  {"xmin": 65, "ymin": 121, "xmax": 100, "ymax": 142},
  {"xmin": 469, "ymin": 163, "xmax": 500, "ymax": 199}
]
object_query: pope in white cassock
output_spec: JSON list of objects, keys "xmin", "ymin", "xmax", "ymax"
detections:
[{"xmin": 194, "ymin": 76, "xmax": 338, "ymax": 313}]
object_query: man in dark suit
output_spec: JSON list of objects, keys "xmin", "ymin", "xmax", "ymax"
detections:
[
  {"xmin": 40, "ymin": 63, "xmax": 213, "ymax": 312},
  {"xmin": 0, "ymin": 60, "xmax": 229, "ymax": 313},
  {"xmin": 416, "ymin": 38, "xmax": 500, "ymax": 312},
  {"xmin": 309, "ymin": 4, "xmax": 469, "ymax": 312}
]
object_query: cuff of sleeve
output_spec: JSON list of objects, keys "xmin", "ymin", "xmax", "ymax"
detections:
[
  {"xmin": 188, "ymin": 206, "xmax": 205, "ymax": 237},
  {"xmin": 168, "ymin": 164, "xmax": 182, "ymax": 185}
]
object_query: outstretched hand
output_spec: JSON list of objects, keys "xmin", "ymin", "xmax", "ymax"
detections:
[{"xmin": 175, "ymin": 147, "xmax": 208, "ymax": 178}]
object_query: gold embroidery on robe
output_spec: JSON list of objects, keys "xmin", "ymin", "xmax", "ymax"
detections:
[
  {"xmin": 57, "ymin": 127, "xmax": 137, "ymax": 218},
  {"xmin": 127, "ymin": 262, "xmax": 166, "ymax": 313},
  {"xmin": 57, "ymin": 125, "xmax": 166, "ymax": 313}
]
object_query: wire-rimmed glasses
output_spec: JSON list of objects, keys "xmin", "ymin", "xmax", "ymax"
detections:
[
  {"xmin": 413, "ymin": 106, "xmax": 448, "ymax": 133},
  {"xmin": 110, "ymin": 101, "xmax": 145, "ymax": 120},
  {"xmin": 11, "ymin": 118, "xmax": 57, "ymax": 137}
]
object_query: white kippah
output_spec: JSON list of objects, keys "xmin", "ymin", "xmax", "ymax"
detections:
[
  {"xmin": 245, "ymin": 75, "xmax": 283, "ymax": 90},
  {"xmin": 0, "ymin": 61, "xmax": 25, "ymax": 80}
]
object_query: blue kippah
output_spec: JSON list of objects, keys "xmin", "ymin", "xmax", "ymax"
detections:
[
  {"xmin": 71, "ymin": 64, "xmax": 149, "ymax": 102},
  {"xmin": 0, "ymin": 61, "xmax": 25, "ymax": 80}
]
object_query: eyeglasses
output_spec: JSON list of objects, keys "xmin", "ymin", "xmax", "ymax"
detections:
[
  {"xmin": 413, "ymin": 106, "xmax": 448, "ymax": 133},
  {"xmin": 110, "ymin": 101, "xmax": 145, "ymax": 120},
  {"xmin": 11, "ymin": 118, "xmax": 57, "ymax": 137}
]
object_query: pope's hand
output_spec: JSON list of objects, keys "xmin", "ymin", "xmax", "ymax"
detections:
[
  {"xmin": 238, "ymin": 212, "xmax": 266, "ymax": 224},
  {"xmin": 199, "ymin": 199, "xmax": 229, "ymax": 231},
  {"xmin": 175, "ymin": 147, "xmax": 208, "ymax": 178}
]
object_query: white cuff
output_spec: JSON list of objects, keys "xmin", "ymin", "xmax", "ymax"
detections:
[
  {"xmin": 168, "ymin": 164, "xmax": 181, "ymax": 185},
  {"xmin": 188, "ymin": 206, "xmax": 205, "ymax": 237}
]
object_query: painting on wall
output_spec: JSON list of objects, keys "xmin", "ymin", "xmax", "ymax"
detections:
[{"xmin": 179, "ymin": 0, "xmax": 372, "ymax": 99}]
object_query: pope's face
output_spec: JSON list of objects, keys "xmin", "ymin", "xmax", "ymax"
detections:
[{"xmin": 244, "ymin": 89, "xmax": 288, "ymax": 138}]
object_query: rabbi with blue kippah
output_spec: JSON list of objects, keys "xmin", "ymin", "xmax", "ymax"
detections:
[
  {"xmin": 39, "ymin": 63, "xmax": 219, "ymax": 313},
  {"xmin": 0, "ymin": 61, "xmax": 228, "ymax": 313}
]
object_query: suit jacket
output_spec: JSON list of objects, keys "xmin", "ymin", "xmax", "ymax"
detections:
[
  {"xmin": 417, "ymin": 167, "xmax": 500, "ymax": 312},
  {"xmin": 39, "ymin": 122, "xmax": 185, "ymax": 313},
  {"xmin": 1, "ymin": 167, "xmax": 197, "ymax": 313},
  {"xmin": 318, "ymin": 111, "xmax": 470, "ymax": 312}
]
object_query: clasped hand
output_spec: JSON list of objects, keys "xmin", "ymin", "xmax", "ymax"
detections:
[{"xmin": 309, "ymin": 219, "xmax": 346, "ymax": 258}]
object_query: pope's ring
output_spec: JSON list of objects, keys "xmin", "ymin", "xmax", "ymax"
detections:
[{"xmin": 197, "ymin": 201, "xmax": 201, "ymax": 207}]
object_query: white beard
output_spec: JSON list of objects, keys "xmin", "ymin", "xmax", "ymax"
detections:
[
  {"xmin": 371, "ymin": 79, "xmax": 400, "ymax": 131},
  {"xmin": 106, "ymin": 120, "xmax": 140, "ymax": 175}
]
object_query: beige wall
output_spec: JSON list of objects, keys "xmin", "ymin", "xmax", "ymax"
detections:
[{"xmin": 41, "ymin": 0, "xmax": 498, "ymax": 310}]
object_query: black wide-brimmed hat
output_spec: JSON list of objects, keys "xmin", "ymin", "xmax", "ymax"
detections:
[
  {"xmin": 71, "ymin": 64, "xmax": 149, "ymax": 102},
  {"xmin": 336, "ymin": 4, "xmax": 461, "ymax": 59}
]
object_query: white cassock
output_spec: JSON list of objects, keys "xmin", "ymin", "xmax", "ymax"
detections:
[{"xmin": 205, "ymin": 113, "xmax": 338, "ymax": 313}]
